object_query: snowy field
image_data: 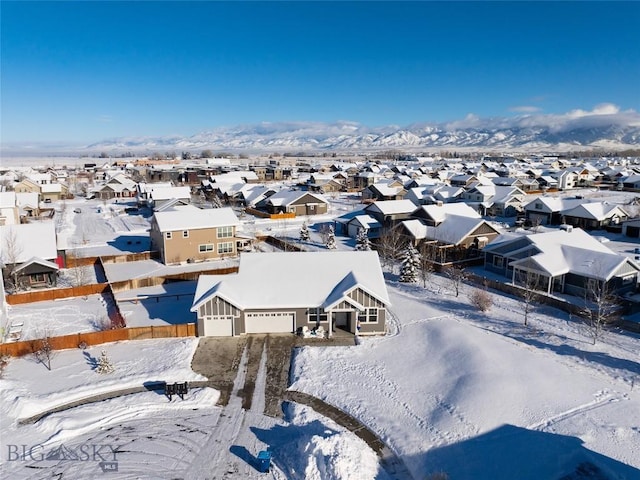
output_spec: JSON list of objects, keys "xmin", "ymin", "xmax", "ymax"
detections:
[
  {"xmin": 4, "ymin": 294, "xmax": 113, "ymax": 342},
  {"xmin": 291, "ymin": 275, "xmax": 640, "ymax": 479},
  {"xmin": 0, "ymin": 336, "xmax": 388, "ymax": 479},
  {"xmin": 114, "ymin": 281, "xmax": 197, "ymax": 327}
]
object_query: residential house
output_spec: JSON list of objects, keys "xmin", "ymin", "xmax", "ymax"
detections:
[
  {"xmin": 560, "ymin": 202, "xmax": 628, "ymax": 230},
  {"xmin": 462, "ymin": 185, "xmax": 526, "ymax": 217},
  {"xmin": 147, "ymin": 186, "xmax": 192, "ymax": 209},
  {"xmin": 363, "ymin": 200, "xmax": 416, "ymax": 228},
  {"xmin": 257, "ymin": 191, "xmax": 329, "ymax": 216},
  {"xmin": 0, "ymin": 192, "xmax": 19, "ymax": 226},
  {"xmin": 0, "ymin": 222, "xmax": 59, "ymax": 290},
  {"xmin": 93, "ymin": 173, "xmax": 137, "ymax": 200},
  {"xmin": 483, "ymin": 227, "xmax": 640, "ymax": 297},
  {"xmin": 150, "ymin": 205, "xmax": 241, "ymax": 264},
  {"xmin": 190, "ymin": 251, "xmax": 390, "ymax": 336},
  {"xmin": 361, "ymin": 181, "xmax": 406, "ymax": 202},
  {"xmin": 523, "ymin": 196, "xmax": 585, "ymax": 226}
]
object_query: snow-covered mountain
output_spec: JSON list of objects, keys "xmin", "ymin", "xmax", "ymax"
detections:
[{"xmin": 81, "ymin": 104, "xmax": 640, "ymax": 153}]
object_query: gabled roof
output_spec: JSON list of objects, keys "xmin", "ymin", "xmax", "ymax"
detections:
[
  {"xmin": 149, "ymin": 186, "xmax": 191, "ymax": 201},
  {"xmin": 153, "ymin": 205, "xmax": 240, "ymax": 232},
  {"xmin": 191, "ymin": 251, "xmax": 390, "ymax": 312},
  {"xmin": 414, "ymin": 202, "xmax": 480, "ymax": 223},
  {"xmin": 348, "ymin": 215, "xmax": 381, "ymax": 230},
  {"xmin": 485, "ymin": 228, "xmax": 636, "ymax": 281},
  {"xmin": 561, "ymin": 202, "xmax": 627, "ymax": 221},
  {"xmin": 0, "ymin": 222, "xmax": 58, "ymax": 263},
  {"xmin": 364, "ymin": 199, "xmax": 416, "ymax": 215},
  {"xmin": 12, "ymin": 256, "xmax": 59, "ymax": 273},
  {"xmin": 264, "ymin": 190, "xmax": 328, "ymax": 207}
]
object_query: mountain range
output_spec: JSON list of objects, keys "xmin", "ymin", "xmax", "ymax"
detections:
[
  {"xmin": 4, "ymin": 104, "xmax": 640, "ymax": 155},
  {"xmin": 87, "ymin": 105, "xmax": 640, "ymax": 153}
]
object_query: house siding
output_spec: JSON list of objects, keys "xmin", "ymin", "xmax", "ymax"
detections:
[{"xmin": 163, "ymin": 226, "xmax": 237, "ymax": 264}]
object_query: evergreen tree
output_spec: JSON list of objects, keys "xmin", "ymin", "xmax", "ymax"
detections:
[
  {"xmin": 96, "ymin": 350, "xmax": 115, "ymax": 374},
  {"xmin": 354, "ymin": 227, "xmax": 371, "ymax": 251},
  {"xmin": 325, "ymin": 225, "xmax": 337, "ymax": 250},
  {"xmin": 399, "ymin": 244, "xmax": 420, "ymax": 283},
  {"xmin": 299, "ymin": 222, "xmax": 310, "ymax": 242}
]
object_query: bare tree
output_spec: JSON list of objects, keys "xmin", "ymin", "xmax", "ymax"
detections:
[
  {"xmin": 32, "ymin": 329, "xmax": 55, "ymax": 371},
  {"xmin": 67, "ymin": 247, "xmax": 88, "ymax": 287},
  {"xmin": 469, "ymin": 288, "xmax": 493, "ymax": 312},
  {"xmin": 418, "ymin": 242, "xmax": 437, "ymax": 288},
  {"xmin": 582, "ymin": 277, "xmax": 620, "ymax": 345},
  {"xmin": 377, "ymin": 225, "xmax": 406, "ymax": 272},
  {"xmin": 515, "ymin": 269, "xmax": 544, "ymax": 326},
  {"xmin": 2, "ymin": 227, "xmax": 24, "ymax": 292},
  {"xmin": 444, "ymin": 264, "xmax": 466, "ymax": 297}
]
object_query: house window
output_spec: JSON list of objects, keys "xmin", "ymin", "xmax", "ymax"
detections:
[
  {"xmin": 166, "ymin": 232, "xmax": 172, "ymax": 239},
  {"xmin": 217, "ymin": 226, "xmax": 233, "ymax": 238},
  {"xmin": 183, "ymin": 230, "xmax": 189, "ymax": 238},
  {"xmin": 493, "ymin": 256, "xmax": 504, "ymax": 268},
  {"xmin": 358, "ymin": 308, "xmax": 378, "ymax": 323},
  {"xmin": 622, "ymin": 275, "xmax": 635, "ymax": 286},
  {"xmin": 535, "ymin": 202, "xmax": 543, "ymax": 210},
  {"xmin": 217, "ymin": 242, "xmax": 234, "ymax": 254},
  {"xmin": 308, "ymin": 307, "xmax": 328, "ymax": 323},
  {"xmin": 199, "ymin": 244, "xmax": 214, "ymax": 253},
  {"xmin": 31, "ymin": 273, "xmax": 47, "ymax": 284}
]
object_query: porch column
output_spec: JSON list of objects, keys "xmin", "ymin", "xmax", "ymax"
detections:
[
  {"xmin": 327, "ymin": 309, "xmax": 333, "ymax": 338},
  {"xmin": 547, "ymin": 276, "xmax": 552, "ymax": 295}
]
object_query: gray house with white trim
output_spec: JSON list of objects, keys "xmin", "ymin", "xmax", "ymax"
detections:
[{"xmin": 190, "ymin": 251, "xmax": 390, "ymax": 337}]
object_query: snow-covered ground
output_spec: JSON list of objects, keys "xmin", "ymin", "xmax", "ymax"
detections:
[
  {"xmin": 291, "ymin": 274, "xmax": 640, "ymax": 479},
  {"xmin": 0, "ymin": 336, "xmax": 388, "ymax": 479},
  {"xmin": 4, "ymin": 294, "xmax": 113, "ymax": 341}
]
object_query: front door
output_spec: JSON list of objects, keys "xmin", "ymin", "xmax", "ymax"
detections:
[{"xmin": 333, "ymin": 312, "xmax": 349, "ymax": 329}]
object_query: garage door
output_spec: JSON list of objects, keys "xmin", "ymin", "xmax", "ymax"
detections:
[
  {"xmin": 203, "ymin": 316, "xmax": 233, "ymax": 336},
  {"xmin": 245, "ymin": 312, "xmax": 294, "ymax": 334}
]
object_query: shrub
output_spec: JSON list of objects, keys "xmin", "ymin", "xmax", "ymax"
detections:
[{"xmin": 470, "ymin": 289, "xmax": 493, "ymax": 312}]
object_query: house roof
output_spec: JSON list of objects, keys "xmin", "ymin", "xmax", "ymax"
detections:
[
  {"xmin": 149, "ymin": 186, "xmax": 192, "ymax": 201},
  {"xmin": 486, "ymin": 228, "xmax": 636, "ymax": 281},
  {"xmin": 414, "ymin": 202, "xmax": 480, "ymax": 223},
  {"xmin": 265, "ymin": 190, "xmax": 328, "ymax": 207},
  {"xmin": 364, "ymin": 199, "xmax": 416, "ymax": 215},
  {"xmin": 0, "ymin": 222, "xmax": 58, "ymax": 263},
  {"xmin": 561, "ymin": 202, "xmax": 627, "ymax": 221},
  {"xmin": 12, "ymin": 256, "xmax": 59, "ymax": 273},
  {"xmin": 153, "ymin": 205, "xmax": 240, "ymax": 232},
  {"xmin": 191, "ymin": 251, "xmax": 391, "ymax": 311}
]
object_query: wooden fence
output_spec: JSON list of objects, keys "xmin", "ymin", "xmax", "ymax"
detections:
[
  {"xmin": 245, "ymin": 207, "xmax": 296, "ymax": 220},
  {"xmin": 5, "ymin": 283, "xmax": 110, "ymax": 305},
  {"xmin": 109, "ymin": 266, "xmax": 239, "ymax": 293},
  {"xmin": 0, "ymin": 323, "xmax": 196, "ymax": 357}
]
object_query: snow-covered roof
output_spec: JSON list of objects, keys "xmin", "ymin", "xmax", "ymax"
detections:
[
  {"xmin": 0, "ymin": 222, "xmax": 58, "ymax": 264},
  {"xmin": 0, "ymin": 192, "xmax": 16, "ymax": 208},
  {"xmin": 349, "ymin": 215, "xmax": 381, "ymax": 230},
  {"xmin": 265, "ymin": 190, "xmax": 328, "ymax": 207},
  {"xmin": 191, "ymin": 251, "xmax": 391, "ymax": 311},
  {"xmin": 149, "ymin": 186, "xmax": 191, "ymax": 201},
  {"xmin": 365, "ymin": 199, "xmax": 416, "ymax": 215},
  {"xmin": 415, "ymin": 202, "xmax": 480, "ymax": 223},
  {"xmin": 486, "ymin": 228, "xmax": 636, "ymax": 281},
  {"xmin": 561, "ymin": 202, "xmax": 627, "ymax": 221},
  {"xmin": 12, "ymin": 256, "xmax": 59, "ymax": 273},
  {"xmin": 153, "ymin": 205, "xmax": 240, "ymax": 232}
]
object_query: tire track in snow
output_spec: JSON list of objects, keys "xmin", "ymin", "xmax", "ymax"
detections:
[{"xmin": 527, "ymin": 389, "xmax": 627, "ymax": 431}]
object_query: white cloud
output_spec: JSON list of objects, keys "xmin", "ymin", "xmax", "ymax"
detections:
[{"xmin": 509, "ymin": 106, "xmax": 542, "ymax": 113}]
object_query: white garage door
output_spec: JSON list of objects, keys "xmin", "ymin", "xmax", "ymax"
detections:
[
  {"xmin": 245, "ymin": 312, "xmax": 294, "ymax": 334},
  {"xmin": 203, "ymin": 316, "xmax": 234, "ymax": 336}
]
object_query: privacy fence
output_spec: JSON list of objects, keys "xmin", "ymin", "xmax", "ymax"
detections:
[{"xmin": 0, "ymin": 323, "xmax": 196, "ymax": 357}]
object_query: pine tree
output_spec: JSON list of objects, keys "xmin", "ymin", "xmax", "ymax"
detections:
[
  {"xmin": 399, "ymin": 244, "xmax": 420, "ymax": 283},
  {"xmin": 325, "ymin": 225, "xmax": 337, "ymax": 250},
  {"xmin": 354, "ymin": 227, "xmax": 371, "ymax": 251},
  {"xmin": 96, "ymin": 350, "xmax": 115, "ymax": 374},
  {"xmin": 299, "ymin": 222, "xmax": 310, "ymax": 242}
]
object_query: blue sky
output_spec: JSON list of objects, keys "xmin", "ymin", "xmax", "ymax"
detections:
[{"xmin": 1, "ymin": 1, "xmax": 639, "ymax": 144}]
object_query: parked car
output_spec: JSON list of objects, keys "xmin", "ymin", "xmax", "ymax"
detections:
[{"xmin": 73, "ymin": 208, "xmax": 82, "ymax": 213}]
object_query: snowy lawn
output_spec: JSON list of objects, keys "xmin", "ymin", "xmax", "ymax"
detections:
[
  {"xmin": 290, "ymin": 274, "xmax": 640, "ymax": 479},
  {"xmin": 4, "ymin": 294, "xmax": 113, "ymax": 341},
  {"xmin": 114, "ymin": 281, "xmax": 197, "ymax": 327},
  {"xmin": 0, "ymin": 338, "xmax": 207, "ymax": 422}
]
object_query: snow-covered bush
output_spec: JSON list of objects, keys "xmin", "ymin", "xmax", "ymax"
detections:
[
  {"xmin": 399, "ymin": 244, "xmax": 420, "ymax": 283},
  {"xmin": 96, "ymin": 350, "xmax": 115, "ymax": 374},
  {"xmin": 470, "ymin": 289, "xmax": 493, "ymax": 312},
  {"xmin": 354, "ymin": 227, "xmax": 371, "ymax": 251}
]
